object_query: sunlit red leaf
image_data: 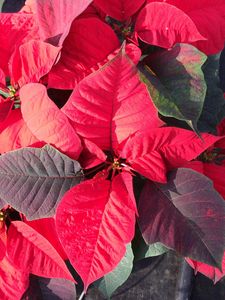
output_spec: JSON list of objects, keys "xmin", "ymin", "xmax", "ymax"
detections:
[
  {"xmin": 62, "ymin": 46, "xmax": 163, "ymax": 151},
  {"xmin": 48, "ymin": 17, "xmax": 120, "ymax": 89},
  {"xmin": 35, "ymin": 0, "xmax": 93, "ymax": 46},
  {"xmin": 7, "ymin": 221, "xmax": 74, "ymax": 281},
  {"xmin": 121, "ymin": 128, "xmax": 222, "ymax": 182},
  {"xmin": 147, "ymin": 0, "xmax": 225, "ymax": 54},
  {"xmin": 20, "ymin": 83, "xmax": 82, "ymax": 159},
  {"xmin": 25, "ymin": 218, "xmax": 67, "ymax": 260},
  {"xmin": 135, "ymin": 2, "xmax": 205, "ymax": 49},
  {"xmin": 56, "ymin": 174, "xmax": 136, "ymax": 290},
  {"xmin": 0, "ymin": 109, "xmax": 39, "ymax": 154},
  {"xmin": 94, "ymin": 0, "xmax": 145, "ymax": 21},
  {"xmin": 9, "ymin": 40, "xmax": 61, "ymax": 87},
  {"xmin": 0, "ymin": 256, "xmax": 29, "ymax": 300},
  {"xmin": 0, "ymin": 13, "xmax": 38, "ymax": 75}
]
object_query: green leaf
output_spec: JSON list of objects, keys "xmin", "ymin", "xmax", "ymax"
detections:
[
  {"xmin": 138, "ymin": 168, "xmax": 225, "ymax": 269},
  {"xmin": 198, "ymin": 54, "xmax": 225, "ymax": 133},
  {"xmin": 135, "ymin": 241, "xmax": 169, "ymax": 260},
  {"xmin": 95, "ymin": 243, "xmax": 134, "ymax": 299},
  {"xmin": 139, "ymin": 43, "xmax": 207, "ymax": 131},
  {"xmin": 0, "ymin": 0, "xmax": 4, "ymax": 12},
  {"xmin": 0, "ymin": 145, "xmax": 83, "ymax": 220}
]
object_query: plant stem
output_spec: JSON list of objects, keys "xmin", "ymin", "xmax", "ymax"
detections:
[{"xmin": 78, "ymin": 291, "xmax": 85, "ymax": 300}]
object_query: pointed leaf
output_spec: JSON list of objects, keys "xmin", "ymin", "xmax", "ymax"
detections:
[
  {"xmin": 186, "ymin": 254, "xmax": 225, "ymax": 283},
  {"xmin": 94, "ymin": 0, "xmax": 145, "ymax": 21},
  {"xmin": 138, "ymin": 168, "xmax": 225, "ymax": 268},
  {"xmin": 56, "ymin": 174, "xmax": 136, "ymax": 290},
  {"xmin": 139, "ymin": 44, "xmax": 207, "ymax": 129},
  {"xmin": 0, "ymin": 256, "xmax": 29, "ymax": 300},
  {"xmin": 121, "ymin": 127, "xmax": 221, "ymax": 182},
  {"xmin": 0, "ymin": 145, "xmax": 83, "ymax": 219},
  {"xmin": 95, "ymin": 243, "xmax": 134, "ymax": 298},
  {"xmin": 9, "ymin": 40, "xmax": 61, "ymax": 87},
  {"xmin": 7, "ymin": 221, "xmax": 74, "ymax": 281},
  {"xmin": 62, "ymin": 46, "xmax": 163, "ymax": 151},
  {"xmin": 135, "ymin": 241, "xmax": 169, "ymax": 260},
  {"xmin": 48, "ymin": 17, "xmax": 120, "ymax": 89},
  {"xmin": 20, "ymin": 83, "xmax": 82, "ymax": 159},
  {"xmin": 22, "ymin": 275, "xmax": 76, "ymax": 300},
  {"xmin": 35, "ymin": 0, "xmax": 93, "ymax": 46},
  {"xmin": 135, "ymin": 3, "xmax": 205, "ymax": 49}
]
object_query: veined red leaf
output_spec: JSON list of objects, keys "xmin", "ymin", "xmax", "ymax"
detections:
[
  {"xmin": 94, "ymin": 0, "xmax": 145, "ymax": 21},
  {"xmin": 62, "ymin": 46, "xmax": 163, "ymax": 152},
  {"xmin": 0, "ymin": 256, "xmax": 29, "ymax": 300},
  {"xmin": 22, "ymin": 275, "xmax": 76, "ymax": 300},
  {"xmin": 0, "ymin": 13, "xmax": 38, "ymax": 75},
  {"xmin": 48, "ymin": 17, "xmax": 120, "ymax": 89},
  {"xmin": 35, "ymin": 0, "xmax": 93, "ymax": 46},
  {"xmin": 20, "ymin": 83, "xmax": 82, "ymax": 159},
  {"xmin": 0, "ymin": 109, "xmax": 39, "ymax": 154},
  {"xmin": 25, "ymin": 218, "xmax": 67, "ymax": 260},
  {"xmin": 0, "ymin": 100, "xmax": 13, "ymax": 122},
  {"xmin": 147, "ymin": 0, "xmax": 225, "ymax": 55},
  {"xmin": 7, "ymin": 221, "xmax": 74, "ymax": 281},
  {"xmin": 135, "ymin": 3, "xmax": 205, "ymax": 49},
  {"xmin": 186, "ymin": 254, "xmax": 225, "ymax": 283},
  {"xmin": 56, "ymin": 174, "xmax": 136, "ymax": 290},
  {"xmin": 9, "ymin": 40, "xmax": 61, "ymax": 87},
  {"xmin": 121, "ymin": 128, "xmax": 222, "ymax": 182},
  {"xmin": 138, "ymin": 168, "xmax": 225, "ymax": 268},
  {"xmin": 0, "ymin": 145, "xmax": 83, "ymax": 220}
]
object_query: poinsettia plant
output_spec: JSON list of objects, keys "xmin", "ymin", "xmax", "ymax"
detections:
[{"xmin": 0, "ymin": 0, "xmax": 225, "ymax": 299}]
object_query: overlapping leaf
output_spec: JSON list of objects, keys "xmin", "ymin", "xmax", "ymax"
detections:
[
  {"xmin": 7, "ymin": 221, "xmax": 74, "ymax": 281},
  {"xmin": 139, "ymin": 44, "xmax": 207, "ymax": 130},
  {"xmin": 62, "ymin": 46, "xmax": 163, "ymax": 151},
  {"xmin": 48, "ymin": 17, "xmax": 120, "ymax": 89},
  {"xmin": 198, "ymin": 54, "xmax": 225, "ymax": 133},
  {"xmin": 9, "ymin": 40, "xmax": 61, "ymax": 87},
  {"xmin": 0, "ymin": 13, "xmax": 38, "ymax": 75},
  {"xmin": 22, "ymin": 275, "xmax": 76, "ymax": 300},
  {"xmin": 20, "ymin": 83, "xmax": 82, "ymax": 159},
  {"xmin": 121, "ymin": 127, "xmax": 221, "ymax": 182},
  {"xmin": 94, "ymin": 0, "xmax": 145, "ymax": 21},
  {"xmin": 146, "ymin": 0, "xmax": 225, "ymax": 54},
  {"xmin": 0, "ymin": 145, "xmax": 83, "ymax": 219},
  {"xmin": 56, "ymin": 174, "xmax": 136, "ymax": 290},
  {"xmin": 34, "ymin": 0, "xmax": 93, "ymax": 46},
  {"xmin": 95, "ymin": 243, "xmax": 134, "ymax": 298},
  {"xmin": 138, "ymin": 168, "xmax": 225, "ymax": 267}
]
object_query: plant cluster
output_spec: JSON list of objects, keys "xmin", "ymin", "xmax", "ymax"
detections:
[{"xmin": 0, "ymin": 0, "xmax": 225, "ymax": 298}]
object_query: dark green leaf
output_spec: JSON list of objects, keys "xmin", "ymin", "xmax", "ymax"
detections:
[
  {"xmin": 95, "ymin": 243, "xmax": 134, "ymax": 299},
  {"xmin": 198, "ymin": 54, "xmax": 225, "ymax": 133},
  {"xmin": 0, "ymin": 145, "xmax": 83, "ymax": 219},
  {"xmin": 139, "ymin": 44, "xmax": 207, "ymax": 131},
  {"xmin": 138, "ymin": 168, "xmax": 225, "ymax": 269}
]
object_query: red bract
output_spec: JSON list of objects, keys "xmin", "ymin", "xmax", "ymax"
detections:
[
  {"xmin": 146, "ymin": 0, "xmax": 225, "ymax": 54},
  {"xmin": 7, "ymin": 221, "xmax": 74, "ymax": 282},
  {"xmin": 20, "ymin": 83, "xmax": 82, "ymax": 159},
  {"xmin": 62, "ymin": 47, "xmax": 163, "ymax": 151},
  {"xmin": 47, "ymin": 17, "xmax": 120, "ymax": 89},
  {"xmin": 56, "ymin": 174, "xmax": 136, "ymax": 290}
]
